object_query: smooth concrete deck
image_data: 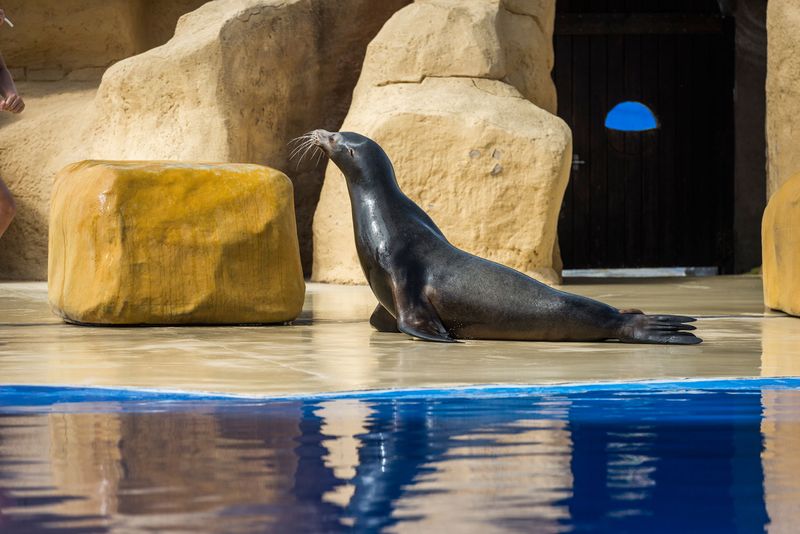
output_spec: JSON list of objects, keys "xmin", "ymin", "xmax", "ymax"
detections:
[{"xmin": 0, "ymin": 276, "xmax": 798, "ymax": 396}]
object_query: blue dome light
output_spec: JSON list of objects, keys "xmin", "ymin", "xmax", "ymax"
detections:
[{"xmin": 605, "ymin": 101, "xmax": 659, "ymax": 132}]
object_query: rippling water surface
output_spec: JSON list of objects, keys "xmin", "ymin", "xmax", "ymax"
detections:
[{"xmin": 0, "ymin": 383, "xmax": 799, "ymax": 533}]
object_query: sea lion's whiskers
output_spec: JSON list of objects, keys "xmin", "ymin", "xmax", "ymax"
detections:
[
  {"xmin": 308, "ymin": 146, "xmax": 323, "ymax": 167},
  {"xmin": 290, "ymin": 140, "xmax": 316, "ymax": 169},
  {"xmin": 288, "ymin": 132, "xmax": 314, "ymax": 146},
  {"xmin": 287, "ymin": 135, "xmax": 314, "ymax": 160},
  {"xmin": 288, "ymin": 146, "xmax": 306, "ymax": 162},
  {"xmin": 313, "ymin": 146, "xmax": 325, "ymax": 167},
  {"xmin": 289, "ymin": 137, "xmax": 315, "ymax": 160},
  {"xmin": 289, "ymin": 140, "xmax": 312, "ymax": 160},
  {"xmin": 288, "ymin": 135, "xmax": 312, "ymax": 150},
  {"xmin": 294, "ymin": 141, "xmax": 312, "ymax": 157},
  {"xmin": 304, "ymin": 144, "xmax": 321, "ymax": 165},
  {"xmin": 297, "ymin": 142, "xmax": 317, "ymax": 167},
  {"xmin": 288, "ymin": 130, "xmax": 326, "ymax": 168}
]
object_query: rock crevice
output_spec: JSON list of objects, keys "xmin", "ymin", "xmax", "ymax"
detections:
[{"xmin": 501, "ymin": 5, "xmax": 547, "ymax": 36}]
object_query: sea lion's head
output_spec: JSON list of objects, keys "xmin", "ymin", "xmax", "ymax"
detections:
[{"xmin": 306, "ymin": 130, "xmax": 392, "ymax": 186}]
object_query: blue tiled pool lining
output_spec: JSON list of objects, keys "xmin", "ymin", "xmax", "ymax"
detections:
[{"xmin": 1, "ymin": 376, "xmax": 799, "ymax": 408}]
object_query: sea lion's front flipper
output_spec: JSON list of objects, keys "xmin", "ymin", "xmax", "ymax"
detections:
[
  {"xmin": 369, "ymin": 304, "xmax": 400, "ymax": 333},
  {"xmin": 391, "ymin": 283, "xmax": 456, "ymax": 343},
  {"xmin": 397, "ymin": 309, "xmax": 456, "ymax": 343}
]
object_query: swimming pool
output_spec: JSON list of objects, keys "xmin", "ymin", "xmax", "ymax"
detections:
[{"xmin": 0, "ymin": 379, "xmax": 798, "ymax": 532}]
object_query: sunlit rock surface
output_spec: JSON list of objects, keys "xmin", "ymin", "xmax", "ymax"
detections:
[
  {"xmin": 763, "ymin": 172, "xmax": 800, "ymax": 316},
  {"xmin": 0, "ymin": 0, "xmax": 408, "ymax": 280},
  {"xmin": 313, "ymin": 0, "xmax": 569, "ymax": 285},
  {"xmin": 48, "ymin": 161, "xmax": 304, "ymax": 324},
  {"xmin": 355, "ymin": 0, "xmax": 557, "ymax": 113},
  {"xmin": 0, "ymin": 82, "xmax": 98, "ymax": 281},
  {"xmin": 0, "ymin": 0, "xmax": 210, "ymax": 281},
  {"xmin": 90, "ymin": 0, "xmax": 409, "ymax": 276},
  {"xmin": 0, "ymin": 0, "xmax": 209, "ymax": 80},
  {"xmin": 767, "ymin": 0, "xmax": 800, "ymax": 197}
]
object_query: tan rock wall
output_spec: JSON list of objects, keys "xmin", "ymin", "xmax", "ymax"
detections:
[
  {"xmin": 89, "ymin": 0, "xmax": 409, "ymax": 276},
  {"xmin": 766, "ymin": 0, "xmax": 800, "ymax": 198},
  {"xmin": 0, "ymin": 0, "xmax": 408, "ymax": 280},
  {"xmin": 0, "ymin": 81, "xmax": 98, "ymax": 280},
  {"xmin": 0, "ymin": 0, "xmax": 209, "ymax": 80},
  {"xmin": 0, "ymin": 1, "xmax": 211, "ymax": 280},
  {"xmin": 1, "ymin": 0, "xmax": 142, "ymax": 76},
  {"xmin": 312, "ymin": 0, "xmax": 569, "ymax": 285},
  {"xmin": 139, "ymin": 0, "xmax": 215, "ymax": 51}
]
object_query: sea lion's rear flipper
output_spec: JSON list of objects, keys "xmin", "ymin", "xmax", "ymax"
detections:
[
  {"xmin": 619, "ymin": 313, "xmax": 702, "ymax": 345},
  {"xmin": 370, "ymin": 304, "xmax": 400, "ymax": 333}
]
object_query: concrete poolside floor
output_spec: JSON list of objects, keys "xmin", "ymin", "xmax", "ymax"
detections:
[{"xmin": 0, "ymin": 275, "xmax": 798, "ymax": 396}]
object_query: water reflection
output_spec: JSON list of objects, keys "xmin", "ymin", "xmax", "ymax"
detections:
[
  {"xmin": 0, "ymin": 389, "xmax": 794, "ymax": 532},
  {"xmin": 761, "ymin": 390, "xmax": 800, "ymax": 534}
]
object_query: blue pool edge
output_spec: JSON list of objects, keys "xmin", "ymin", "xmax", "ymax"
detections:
[{"xmin": 1, "ymin": 376, "xmax": 800, "ymax": 407}]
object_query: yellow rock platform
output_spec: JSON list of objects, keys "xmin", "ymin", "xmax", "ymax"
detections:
[
  {"xmin": 48, "ymin": 161, "xmax": 305, "ymax": 325},
  {"xmin": 763, "ymin": 172, "xmax": 800, "ymax": 316}
]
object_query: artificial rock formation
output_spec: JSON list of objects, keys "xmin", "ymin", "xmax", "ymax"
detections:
[
  {"xmin": 0, "ymin": 81, "xmax": 99, "ymax": 280},
  {"xmin": 762, "ymin": 172, "xmax": 800, "ymax": 317},
  {"xmin": 0, "ymin": 0, "xmax": 407, "ymax": 280},
  {"xmin": 354, "ymin": 0, "xmax": 557, "ymax": 113},
  {"xmin": 48, "ymin": 161, "xmax": 305, "ymax": 325},
  {"xmin": 90, "ymin": 0, "xmax": 409, "ymax": 276},
  {"xmin": 0, "ymin": 0, "xmax": 211, "ymax": 280},
  {"xmin": 0, "ymin": 0, "xmax": 210, "ymax": 81},
  {"xmin": 313, "ymin": 0, "xmax": 570, "ymax": 285},
  {"xmin": 766, "ymin": 0, "xmax": 800, "ymax": 198}
]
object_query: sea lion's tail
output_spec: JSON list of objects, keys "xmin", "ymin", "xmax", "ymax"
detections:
[{"xmin": 618, "ymin": 312, "xmax": 702, "ymax": 345}]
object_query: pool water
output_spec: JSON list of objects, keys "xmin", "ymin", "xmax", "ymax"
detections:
[{"xmin": 0, "ymin": 381, "xmax": 798, "ymax": 533}]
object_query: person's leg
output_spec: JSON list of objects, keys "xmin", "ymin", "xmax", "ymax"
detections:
[{"xmin": 0, "ymin": 176, "xmax": 16, "ymax": 239}]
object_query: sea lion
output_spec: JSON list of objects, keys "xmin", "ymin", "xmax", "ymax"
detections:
[{"xmin": 303, "ymin": 130, "xmax": 701, "ymax": 344}]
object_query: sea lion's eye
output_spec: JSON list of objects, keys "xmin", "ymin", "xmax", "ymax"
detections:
[{"xmin": 348, "ymin": 148, "xmax": 355, "ymax": 158}]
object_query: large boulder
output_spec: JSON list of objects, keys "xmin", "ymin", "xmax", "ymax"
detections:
[
  {"xmin": 762, "ymin": 172, "xmax": 800, "ymax": 316},
  {"xmin": 312, "ymin": 0, "xmax": 569, "ymax": 285},
  {"xmin": 313, "ymin": 78, "xmax": 571, "ymax": 285},
  {"xmin": 48, "ymin": 161, "xmax": 304, "ymax": 324},
  {"xmin": 353, "ymin": 0, "xmax": 556, "ymax": 113}
]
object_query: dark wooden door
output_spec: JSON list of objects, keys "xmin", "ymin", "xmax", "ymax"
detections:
[{"xmin": 554, "ymin": 0, "xmax": 735, "ymax": 271}]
